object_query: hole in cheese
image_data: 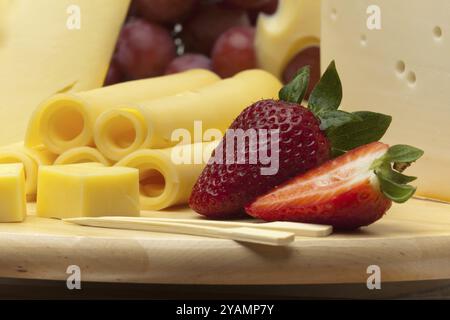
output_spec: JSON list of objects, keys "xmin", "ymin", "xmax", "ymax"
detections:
[
  {"xmin": 433, "ymin": 26, "xmax": 443, "ymax": 40},
  {"xmin": 407, "ymin": 71, "xmax": 417, "ymax": 86},
  {"xmin": 49, "ymin": 105, "xmax": 84, "ymax": 142},
  {"xmin": 360, "ymin": 34, "xmax": 368, "ymax": 46},
  {"xmin": 138, "ymin": 168, "xmax": 166, "ymax": 198},
  {"xmin": 105, "ymin": 115, "xmax": 137, "ymax": 149},
  {"xmin": 331, "ymin": 8, "xmax": 338, "ymax": 20},
  {"xmin": 396, "ymin": 60, "xmax": 406, "ymax": 74}
]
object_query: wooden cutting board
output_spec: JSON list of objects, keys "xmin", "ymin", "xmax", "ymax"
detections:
[{"xmin": 0, "ymin": 198, "xmax": 449, "ymax": 285}]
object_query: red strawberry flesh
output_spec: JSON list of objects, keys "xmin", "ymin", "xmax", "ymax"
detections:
[{"xmin": 245, "ymin": 142, "xmax": 392, "ymax": 229}]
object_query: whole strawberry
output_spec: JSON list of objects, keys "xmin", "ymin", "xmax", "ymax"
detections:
[{"xmin": 189, "ymin": 62, "xmax": 392, "ymax": 218}]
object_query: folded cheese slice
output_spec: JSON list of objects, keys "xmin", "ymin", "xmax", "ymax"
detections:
[
  {"xmin": 95, "ymin": 69, "xmax": 282, "ymax": 161},
  {"xmin": 32, "ymin": 69, "xmax": 220, "ymax": 154},
  {"xmin": 116, "ymin": 141, "xmax": 219, "ymax": 211},
  {"xmin": 0, "ymin": 0, "xmax": 131, "ymax": 147},
  {"xmin": 0, "ymin": 143, "xmax": 57, "ymax": 200}
]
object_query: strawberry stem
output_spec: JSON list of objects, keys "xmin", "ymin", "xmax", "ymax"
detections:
[{"xmin": 371, "ymin": 145, "xmax": 424, "ymax": 203}]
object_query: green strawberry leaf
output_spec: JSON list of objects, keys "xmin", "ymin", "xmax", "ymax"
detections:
[
  {"xmin": 318, "ymin": 110, "xmax": 362, "ymax": 131},
  {"xmin": 375, "ymin": 163, "xmax": 417, "ymax": 184},
  {"xmin": 327, "ymin": 111, "xmax": 392, "ymax": 156},
  {"xmin": 384, "ymin": 145, "xmax": 424, "ymax": 163},
  {"xmin": 377, "ymin": 174, "xmax": 417, "ymax": 203},
  {"xmin": 308, "ymin": 61, "xmax": 342, "ymax": 114},
  {"xmin": 279, "ymin": 66, "xmax": 310, "ymax": 104}
]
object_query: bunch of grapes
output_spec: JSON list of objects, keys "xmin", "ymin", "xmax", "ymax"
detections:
[
  {"xmin": 105, "ymin": 0, "xmax": 319, "ymax": 93},
  {"xmin": 105, "ymin": 0, "xmax": 278, "ymax": 85}
]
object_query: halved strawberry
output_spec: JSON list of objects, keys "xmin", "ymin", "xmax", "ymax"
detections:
[{"xmin": 245, "ymin": 142, "xmax": 424, "ymax": 229}]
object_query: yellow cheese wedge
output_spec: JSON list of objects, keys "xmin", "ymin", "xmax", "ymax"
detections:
[
  {"xmin": 0, "ymin": 143, "xmax": 57, "ymax": 200},
  {"xmin": 95, "ymin": 69, "xmax": 282, "ymax": 161},
  {"xmin": 33, "ymin": 70, "xmax": 220, "ymax": 154},
  {"xmin": 116, "ymin": 141, "xmax": 219, "ymax": 211},
  {"xmin": 321, "ymin": 0, "xmax": 450, "ymax": 202},
  {"xmin": 1, "ymin": 0, "xmax": 131, "ymax": 147},
  {"xmin": 255, "ymin": 0, "xmax": 321, "ymax": 78},
  {"xmin": 37, "ymin": 164, "xmax": 140, "ymax": 219},
  {"xmin": 54, "ymin": 147, "xmax": 112, "ymax": 166},
  {"xmin": 0, "ymin": 163, "xmax": 27, "ymax": 223}
]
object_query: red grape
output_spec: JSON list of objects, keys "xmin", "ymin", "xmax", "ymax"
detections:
[
  {"xmin": 116, "ymin": 19, "xmax": 177, "ymax": 80},
  {"xmin": 211, "ymin": 26, "xmax": 257, "ymax": 78},
  {"xmin": 134, "ymin": 0, "xmax": 198, "ymax": 24},
  {"xmin": 126, "ymin": 0, "xmax": 139, "ymax": 21},
  {"xmin": 165, "ymin": 54, "xmax": 212, "ymax": 75},
  {"xmin": 247, "ymin": 0, "xmax": 279, "ymax": 24},
  {"xmin": 181, "ymin": 2, "xmax": 250, "ymax": 55},
  {"xmin": 104, "ymin": 61, "xmax": 124, "ymax": 86},
  {"xmin": 258, "ymin": 0, "xmax": 279, "ymax": 13},
  {"xmin": 282, "ymin": 46, "xmax": 321, "ymax": 98},
  {"xmin": 224, "ymin": 0, "xmax": 272, "ymax": 10}
]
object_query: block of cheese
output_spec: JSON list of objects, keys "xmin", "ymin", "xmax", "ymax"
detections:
[
  {"xmin": 37, "ymin": 164, "xmax": 140, "ymax": 219},
  {"xmin": 95, "ymin": 69, "xmax": 282, "ymax": 161},
  {"xmin": 54, "ymin": 147, "xmax": 112, "ymax": 166},
  {"xmin": 0, "ymin": 163, "xmax": 27, "ymax": 223},
  {"xmin": 32, "ymin": 70, "xmax": 220, "ymax": 154},
  {"xmin": 0, "ymin": 143, "xmax": 57, "ymax": 200},
  {"xmin": 116, "ymin": 141, "xmax": 219, "ymax": 211},
  {"xmin": 0, "ymin": 0, "xmax": 131, "ymax": 147},
  {"xmin": 321, "ymin": 0, "xmax": 450, "ymax": 202},
  {"xmin": 255, "ymin": 0, "xmax": 321, "ymax": 78}
]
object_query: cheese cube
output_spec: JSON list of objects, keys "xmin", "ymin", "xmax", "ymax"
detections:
[
  {"xmin": 36, "ymin": 164, "xmax": 140, "ymax": 219},
  {"xmin": 0, "ymin": 164, "xmax": 27, "ymax": 223}
]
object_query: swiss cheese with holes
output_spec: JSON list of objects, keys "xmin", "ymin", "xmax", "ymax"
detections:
[{"xmin": 321, "ymin": 0, "xmax": 450, "ymax": 202}]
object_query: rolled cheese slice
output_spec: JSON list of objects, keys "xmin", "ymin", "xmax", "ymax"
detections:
[
  {"xmin": 32, "ymin": 69, "xmax": 220, "ymax": 154},
  {"xmin": 1, "ymin": 0, "xmax": 131, "ymax": 147},
  {"xmin": 0, "ymin": 143, "xmax": 57, "ymax": 200},
  {"xmin": 95, "ymin": 69, "xmax": 282, "ymax": 161},
  {"xmin": 116, "ymin": 141, "xmax": 219, "ymax": 211},
  {"xmin": 255, "ymin": 0, "xmax": 321, "ymax": 78},
  {"xmin": 54, "ymin": 147, "xmax": 112, "ymax": 166}
]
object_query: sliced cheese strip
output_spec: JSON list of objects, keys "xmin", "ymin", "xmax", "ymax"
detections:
[
  {"xmin": 33, "ymin": 69, "xmax": 220, "ymax": 154},
  {"xmin": 255, "ymin": 0, "xmax": 321, "ymax": 78},
  {"xmin": 37, "ymin": 164, "xmax": 140, "ymax": 219},
  {"xmin": 95, "ymin": 69, "xmax": 282, "ymax": 161},
  {"xmin": 54, "ymin": 147, "xmax": 112, "ymax": 166},
  {"xmin": 0, "ymin": 143, "xmax": 57, "ymax": 199},
  {"xmin": 116, "ymin": 141, "xmax": 219, "ymax": 211},
  {"xmin": 1, "ymin": 0, "xmax": 131, "ymax": 147},
  {"xmin": 0, "ymin": 163, "xmax": 27, "ymax": 223},
  {"xmin": 321, "ymin": 0, "xmax": 450, "ymax": 202}
]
